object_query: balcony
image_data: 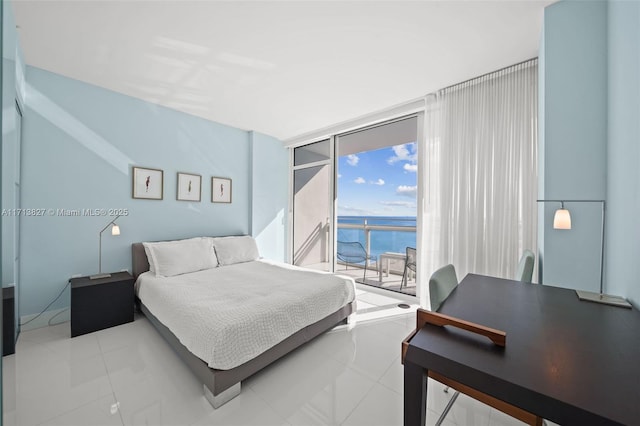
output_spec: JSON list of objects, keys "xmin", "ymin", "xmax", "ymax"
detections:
[
  {"xmin": 337, "ymin": 217, "xmax": 416, "ymax": 297},
  {"xmin": 335, "ymin": 262, "xmax": 416, "ymax": 296}
]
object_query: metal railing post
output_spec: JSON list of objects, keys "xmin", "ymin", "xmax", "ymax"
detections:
[{"xmin": 364, "ymin": 218, "xmax": 371, "ymax": 268}]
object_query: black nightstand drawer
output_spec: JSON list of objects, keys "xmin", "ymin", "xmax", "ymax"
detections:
[{"xmin": 70, "ymin": 272, "xmax": 134, "ymax": 337}]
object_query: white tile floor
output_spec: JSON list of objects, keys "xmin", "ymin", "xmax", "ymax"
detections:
[{"xmin": 3, "ymin": 287, "xmax": 542, "ymax": 426}]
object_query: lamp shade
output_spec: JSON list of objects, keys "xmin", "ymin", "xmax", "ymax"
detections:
[
  {"xmin": 553, "ymin": 208, "xmax": 572, "ymax": 229},
  {"xmin": 111, "ymin": 224, "xmax": 121, "ymax": 236}
]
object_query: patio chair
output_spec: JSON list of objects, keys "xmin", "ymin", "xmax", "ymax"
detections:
[
  {"xmin": 400, "ymin": 246, "xmax": 416, "ymax": 289},
  {"xmin": 336, "ymin": 241, "xmax": 377, "ymax": 282}
]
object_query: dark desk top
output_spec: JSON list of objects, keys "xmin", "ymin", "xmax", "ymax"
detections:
[{"xmin": 405, "ymin": 274, "xmax": 640, "ymax": 425}]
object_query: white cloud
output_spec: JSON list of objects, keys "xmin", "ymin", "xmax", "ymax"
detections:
[
  {"xmin": 354, "ymin": 177, "xmax": 366, "ymax": 184},
  {"xmin": 403, "ymin": 163, "xmax": 417, "ymax": 173},
  {"xmin": 396, "ymin": 185, "xmax": 417, "ymax": 198},
  {"xmin": 370, "ymin": 178, "xmax": 385, "ymax": 186},
  {"xmin": 337, "ymin": 174, "xmax": 342, "ymax": 178},
  {"xmin": 387, "ymin": 143, "xmax": 417, "ymax": 164},
  {"xmin": 346, "ymin": 154, "xmax": 359, "ymax": 166},
  {"xmin": 379, "ymin": 201, "xmax": 416, "ymax": 208},
  {"xmin": 388, "ymin": 145, "xmax": 409, "ymax": 164}
]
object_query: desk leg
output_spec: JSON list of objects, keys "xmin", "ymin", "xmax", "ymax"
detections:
[{"xmin": 404, "ymin": 361, "xmax": 427, "ymax": 426}]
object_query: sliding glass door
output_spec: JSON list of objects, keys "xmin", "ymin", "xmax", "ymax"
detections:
[
  {"xmin": 335, "ymin": 116, "xmax": 419, "ymax": 294},
  {"xmin": 289, "ymin": 114, "xmax": 424, "ymax": 300}
]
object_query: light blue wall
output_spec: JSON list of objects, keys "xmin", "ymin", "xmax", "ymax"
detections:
[
  {"xmin": 250, "ymin": 131, "xmax": 288, "ymax": 262},
  {"xmin": 541, "ymin": 0, "xmax": 640, "ymax": 306},
  {"xmin": 20, "ymin": 66, "xmax": 257, "ymax": 318},
  {"xmin": 606, "ymin": 0, "xmax": 640, "ymax": 307},
  {"xmin": 539, "ymin": 0, "xmax": 608, "ymax": 291}
]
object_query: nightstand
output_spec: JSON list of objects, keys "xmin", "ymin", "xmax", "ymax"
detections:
[
  {"xmin": 70, "ymin": 271, "xmax": 134, "ymax": 337},
  {"xmin": 3, "ymin": 286, "xmax": 15, "ymax": 355}
]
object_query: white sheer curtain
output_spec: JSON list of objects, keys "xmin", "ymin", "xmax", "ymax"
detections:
[{"xmin": 418, "ymin": 60, "xmax": 538, "ymax": 309}]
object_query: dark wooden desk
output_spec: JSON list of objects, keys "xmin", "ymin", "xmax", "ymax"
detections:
[{"xmin": 403, "ymin": 274, "xmax": 640, "ymax": 426}]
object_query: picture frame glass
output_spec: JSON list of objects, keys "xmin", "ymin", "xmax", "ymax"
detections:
[
  {"xmin": 133, "ymin": 167, "xmax": 163, "ymax": 200},
  {"xmin": 212, "ymin": 177, "xmax": 232, "ymax": 203},
  {"xmin": 177, "ymin": 173, "xmax": 201, "ymax": 202}
]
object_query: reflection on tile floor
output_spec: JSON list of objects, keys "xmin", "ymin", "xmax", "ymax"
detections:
[{"xmin": 3, "ymin": 286, "xmax": 550, "ymax": 426}]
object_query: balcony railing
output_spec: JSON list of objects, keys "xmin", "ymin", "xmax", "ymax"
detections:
[{"xmin": 337, "ymin": 217, "xmax": 416, "ymax": 268}]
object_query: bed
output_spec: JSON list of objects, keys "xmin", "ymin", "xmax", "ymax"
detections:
[{"xmin": 132, "ymin": 236, "xmax": 356, "ymax": 408}]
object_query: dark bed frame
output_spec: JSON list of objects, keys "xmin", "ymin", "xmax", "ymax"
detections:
[{"xmin": 132, "ymin": 242, "xmax": 355, "ymax": 408}]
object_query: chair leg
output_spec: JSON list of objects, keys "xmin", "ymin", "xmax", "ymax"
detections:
[
  {"xmin": 400, "ymin": 267, "xmax": 407, "ymax": 289},
  {"xmin": 436, "ymin": 391, "xmax": 460, "ymax": 426},
  {"xmin": 363, "ymin": 262, "xmax": 368, "ymax": 282}
]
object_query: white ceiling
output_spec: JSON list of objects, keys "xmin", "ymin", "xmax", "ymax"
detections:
[{"xmin": 13, "ymin": 0, "xmax": 553, "ymax": 141}]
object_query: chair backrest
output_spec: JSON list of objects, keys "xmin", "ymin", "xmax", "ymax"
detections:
[
  {"xmin": 429, "ymin": 264, "xmax": 458, "ymax": 312},
  {"xmin": 336, "ymin": 241, "xmax": 366, "ymax": 263},
  {"xmin": 515, "ymin": 249, "xmax": 535, "ymax": 283},
  {"xmin": 406, "ymin": 247, "xmax": 417, "ymax": 271}
]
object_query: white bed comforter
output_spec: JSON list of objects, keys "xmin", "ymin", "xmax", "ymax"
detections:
[{"xmin": 136, "ymin": 259, "xmax": 356, "ymax": 370}]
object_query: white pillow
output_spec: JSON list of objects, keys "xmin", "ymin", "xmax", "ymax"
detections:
[
  {"xmin": 143, "ymin": 237, "xmax": 218, "ymax": 277},
  {"xmin": 213, "ymin": 235, "xmax": 260, "ymax": 266},
  {"xmin": 143, "ymin": 244, "xmax": 157, "ymax": 274}
]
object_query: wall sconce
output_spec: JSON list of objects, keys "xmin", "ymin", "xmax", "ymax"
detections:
[{"xmin": 90, "ymin": 215, "xmax": 122, "ymax": 280}]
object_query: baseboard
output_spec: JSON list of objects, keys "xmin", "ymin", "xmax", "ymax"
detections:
[{"xmin": 20, "ymin": 308, "xmax": 70, "ymax": 332}]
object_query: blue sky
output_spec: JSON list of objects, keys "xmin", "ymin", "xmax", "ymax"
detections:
[{"xmin": 337, "ymin": 142, "xmax": 417, "ymax": 217}]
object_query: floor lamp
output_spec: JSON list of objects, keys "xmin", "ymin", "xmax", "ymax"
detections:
[
  {"xmin": 90, "ymin": 214, "xmax": 122, "ymax": 280},
  {"xmin": 537, "ymin": 199, "xmax": 631, "ymax": 308}
]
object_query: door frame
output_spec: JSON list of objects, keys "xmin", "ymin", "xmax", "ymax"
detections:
[{"xmin": 289, "ymin": 111, "xmax": 424, "ymax": 304}]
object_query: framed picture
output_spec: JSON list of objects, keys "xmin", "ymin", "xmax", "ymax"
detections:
[
  {"xmin": 132, "ymin": 166, "xmax": 163, "ymax": 200},
  {"xmin": 211, "ymin": 177, "xmax": 232, "ymax": 203},
  {"xmin": 177, "ymin": 172, "xmax": 202, "ymax": 202}
]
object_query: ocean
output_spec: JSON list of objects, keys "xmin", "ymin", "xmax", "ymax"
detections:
[{"xmin": 337, "ymin": 216, "xmax": 417, "ymax": 260}]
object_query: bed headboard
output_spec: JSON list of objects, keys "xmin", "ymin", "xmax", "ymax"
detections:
[{"xmin": 132, "ymin": 243, "xmax": 150, "ymax": 280}]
